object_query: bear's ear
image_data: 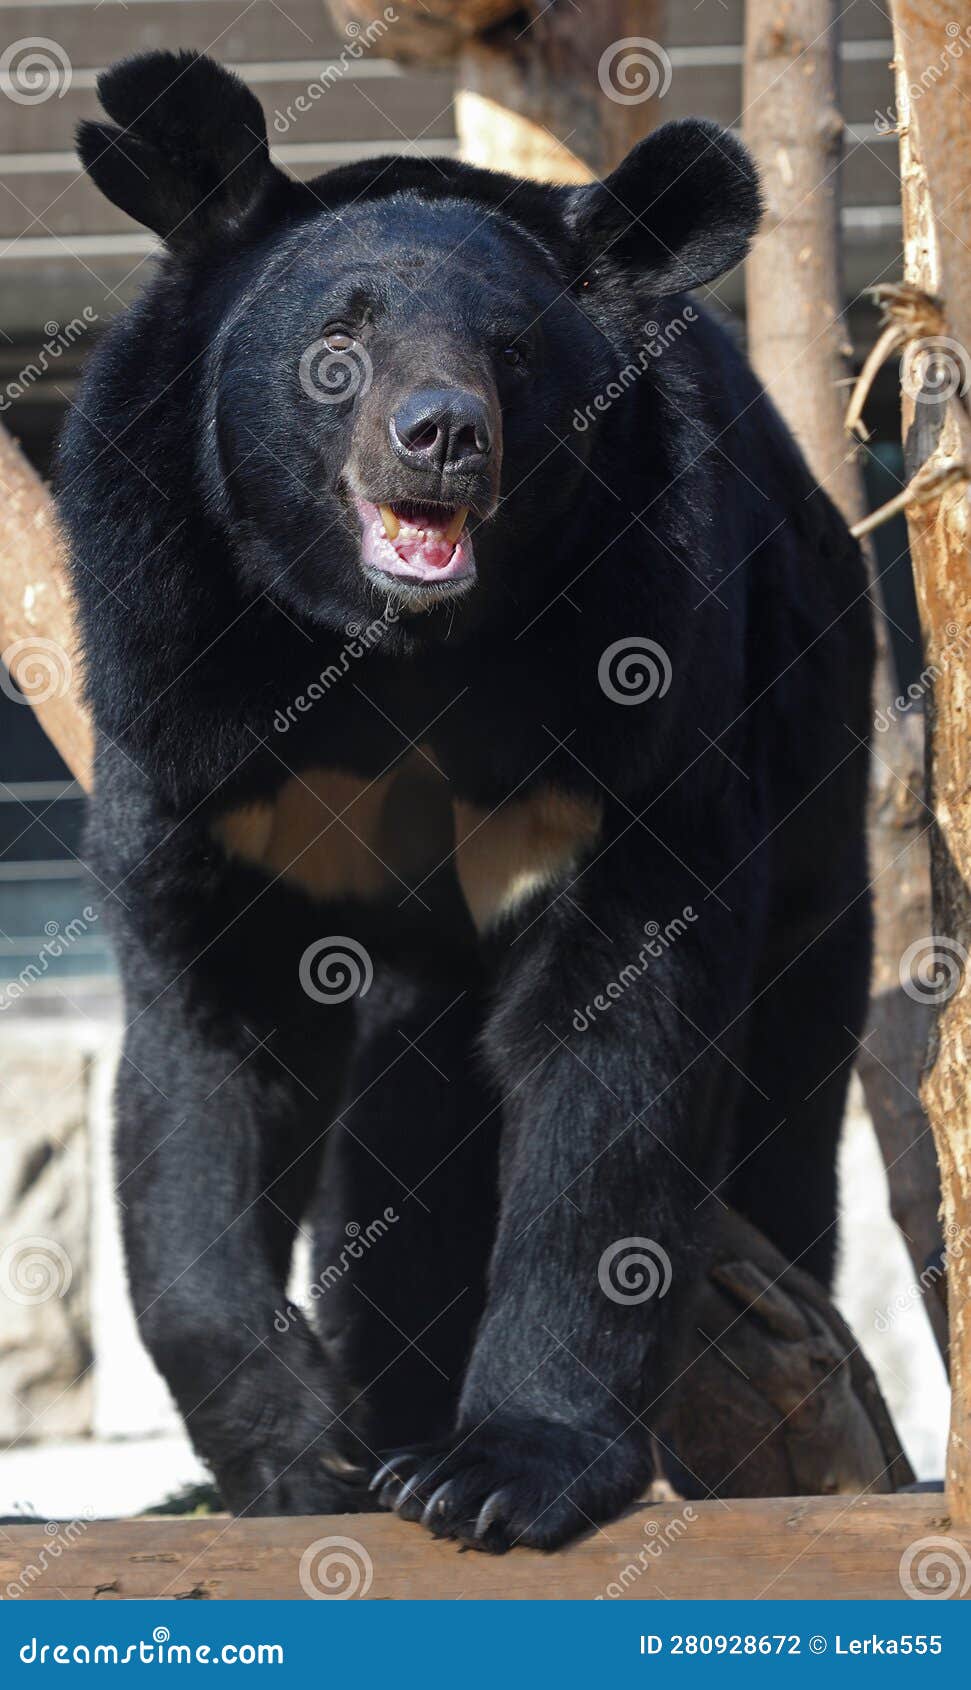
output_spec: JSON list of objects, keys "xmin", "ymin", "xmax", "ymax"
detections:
[
  {"xmin": 77, "ymin": 50, "xmax": 285, "ymax": 253},
  {"xmin": 568, "ymin": 118, "xmax": 761, "ymax": 295}
]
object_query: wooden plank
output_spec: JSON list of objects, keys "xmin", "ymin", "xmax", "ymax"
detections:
[
  {"xmin": 0, "ymin": 66, "xmax": 455, "ymax": 152},
  {"xmin": 0, "ymin": 1495, "xmax": 963, "ymax": 1600},
  {"xmin": 0, "ymin": 141, "xmax": 460, "ymax": 240},
  {"xmin": 0, "ymin": 0, "xmax": 892, "ymax": 57},
  {"xmin": 0, "ymin": 55, "xmax": 890, "ymax": 154},
  {"xmin": 0, "ymin": 0, "xmax": 346, "ymax": 67},
  {"xmin": 0, "ymin": 135, "xmax": 902, "ymax": 242}
]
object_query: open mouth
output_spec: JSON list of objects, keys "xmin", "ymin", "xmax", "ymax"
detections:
[{"xmin": 355, "ymin": 498, "xmax": 475, "ymax": 588}]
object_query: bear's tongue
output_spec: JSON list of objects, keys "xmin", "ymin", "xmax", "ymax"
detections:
[
  {"xmin": 356, "ymin": 498, "xmax": 473, "ymax": 584},
  {"xmin": 379, "ymin": 502, "xmax": 467, "ymax": 570}
]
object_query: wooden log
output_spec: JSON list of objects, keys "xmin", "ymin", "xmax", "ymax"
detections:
[
  {"xmin": 456, "ymin": 2, "xmax": 668, "ymax": 183},
  {"xmin": 888, "ymin": 0, "xmax": 971, "ymax": 1518},
  {"xmin": 0, "ymin": 1495, "xmax": 962, "ymax": 1600},
  {"xmin": 743, "ymin": 0, "xmax": 855, "ymax": 512},
  {"xmin": 325, "ymin": 0, "xmax": 669, "ymax": 181},
  {"xmin": 0, "ymin": 424, "xmax": 92, "ymax": 786},
  {"xmin": 743, "ymin": 0, "xmax": 942, "ymax": 1357},
  {"xmin": 326, "ymin": 0, "xmax": 519, "ymax": 67}
]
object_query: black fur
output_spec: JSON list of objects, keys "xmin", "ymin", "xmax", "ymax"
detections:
[{"xmin": 58, "ymin": 52, "xmax": 872, "ymax": 1551}]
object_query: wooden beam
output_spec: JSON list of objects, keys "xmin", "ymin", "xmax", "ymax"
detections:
[
  {"xmin": 889, "ymin": 0, "xmax": 971, "ymax": 1518},
  {"xmin": 0, "ymin": 1495, "xmax": 962, "ymax": 1600}
]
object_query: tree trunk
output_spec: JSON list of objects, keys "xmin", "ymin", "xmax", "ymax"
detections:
[
  {"xmin": 456, "ymin": 1, "xmax": 667, "ymax": 182},
  {"xmin": 0, "ymin": 424, "xmax": 91, "ymax": 786},
  {"xmin": 889, "ymin": 0, "xmax": 971, "ymax": 1518},
  {"xmin": 325, "ymin": 0, "xmax": 668, "ymax": 181},
  {"xmin": 743, "ymin": 0, "xmax": 943, "ymax": 1358}
]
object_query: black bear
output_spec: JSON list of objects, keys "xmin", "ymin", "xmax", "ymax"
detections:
[{"xmin": 57, "ymin": 50, "xmax": 872, "ymax": 1551}]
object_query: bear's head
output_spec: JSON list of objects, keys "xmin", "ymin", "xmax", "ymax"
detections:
[{"xmin": 77, "ymin": 51, "xmax": 760, "ymax": 639}]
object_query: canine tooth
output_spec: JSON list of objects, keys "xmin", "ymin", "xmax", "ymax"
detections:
[
  {"xmin": 445, "ymin": 507, "xmax": 469, "ymax": 545},
  {"xmin": 379, "ymin": 505, "xmax": 400, "ymax": 541}
]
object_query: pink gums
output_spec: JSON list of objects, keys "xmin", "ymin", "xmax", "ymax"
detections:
[{"xmin": 356, "ymin": 499, "xmax": 474, "ymax": 584}]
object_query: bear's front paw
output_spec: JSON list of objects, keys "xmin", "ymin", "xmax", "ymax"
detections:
[
  {"xmin": 370, "ymin": 1415, "xmax": 647, "ymax": 1552},
  {"xmin": 218, "ymin": 1446, "xmax": 370, "ymax": 1517}
]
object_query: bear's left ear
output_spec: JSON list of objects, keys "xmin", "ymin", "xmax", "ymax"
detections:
[
  {"xmin": 568, "ymin": 118, "xmax": 761, "ymax": 295},
  {"xmin": 77, "ymin": 50, "xmax": 287, "ymax": 253}
]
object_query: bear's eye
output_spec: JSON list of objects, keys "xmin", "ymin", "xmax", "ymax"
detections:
[
  {"xmin": 322, "ymin": 325, "xmax": 357, "ymax": 352},
  {"xmin": 501, "ymin": 344, "xmax": 528, "ymax": 371}
]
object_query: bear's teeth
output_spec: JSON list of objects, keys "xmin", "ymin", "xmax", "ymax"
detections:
[
  {"xmin": 378, "ymin": 505, "xmax": 400, "ymax": 541},
  {"xmin": 445, "ymin": 507, "xmax": 469, "ymax": 545}
]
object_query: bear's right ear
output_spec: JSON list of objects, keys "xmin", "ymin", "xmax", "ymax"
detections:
[
  {"xmin": 77, "ymin": 51, "xmax": 285, "ymax": 253},
  {"xmin": 567, "ymin": 118, "xmax": 761, "ymax": 295}
]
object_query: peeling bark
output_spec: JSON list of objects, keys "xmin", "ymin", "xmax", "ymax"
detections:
[
  {"xmin": 890, "ymin": 0, "xmax": 971, "ymax": 1515},
  {"xmin": 743, "ymin": 0, "xmax": 943, "ymax": 1358}
]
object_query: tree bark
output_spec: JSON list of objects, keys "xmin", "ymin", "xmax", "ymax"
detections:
[
  {"xmin": 324, "ymin": 0, "xmax": 668, "ymax": 182},
  {"xmin": 325, "ymin": 0, "xmax": 520, "ymax": 67},
  {"xmin": 743, "ymin": 0, "xmax": 944, "ymax": 1358},
  {"xmin": 889, "ymin": 0, "xmax": 971, "ymax": 1518},
  {"xmin": 0, "ymin": 424, "xmax": 91, "ymax": 786},
  {"xmin": 456, "ymin": 1, "xmax": 668, "ymax": 183}
]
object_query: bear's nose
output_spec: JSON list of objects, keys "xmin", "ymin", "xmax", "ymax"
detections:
[{"xmin": 389, "ymin": 388, "xmax": 492, "ymax": 472}]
